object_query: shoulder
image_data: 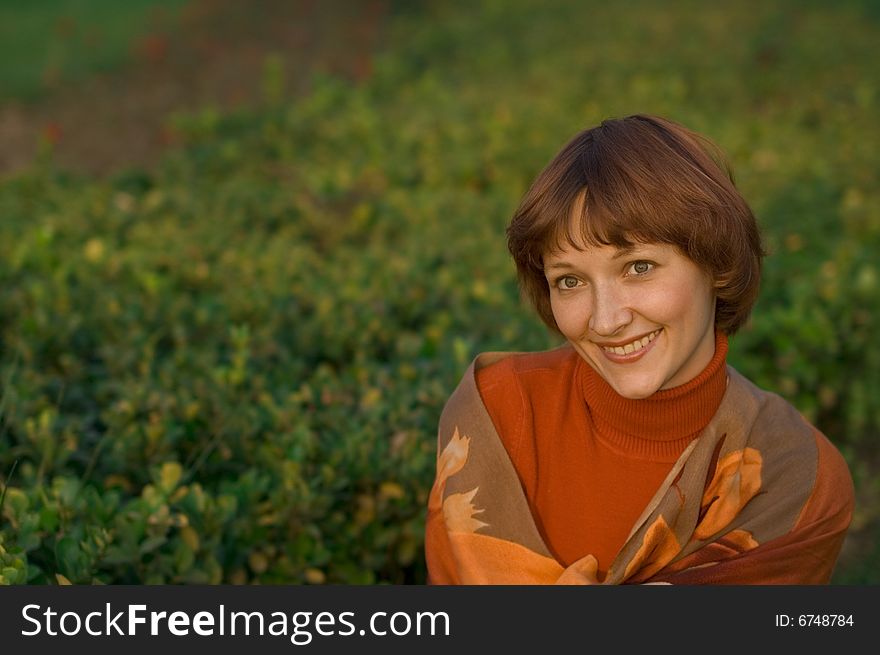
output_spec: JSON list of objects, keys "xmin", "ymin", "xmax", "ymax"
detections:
[
  {"xmin": 439, "ymin": 345, "xmax": 577, "ymax": 429},
  {"xmin": 728, "ymin": 368, "xmax": 854, "ymax": 527},
  {"xmin": 468, "ymin": 344, "xmax": 580, "ymax": 470},
  {"xmin": 472, "ymin": 346, "xmax": 581, "ymax": 428},
  {"xmin": 797, "ymin": 427, "xmax": 855, "ymax": 530},
  {"xmin": 474, "ymin": 343, "xmax": 580, "ymax": 392},
  {"xmin": 728, "ymin": 368, "xmax": 819, "ymax": 452}
]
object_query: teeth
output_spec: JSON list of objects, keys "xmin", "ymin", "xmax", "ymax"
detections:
[{"xmin": 602, "ymin": 329, "xmax": 660, "ymax": 356}]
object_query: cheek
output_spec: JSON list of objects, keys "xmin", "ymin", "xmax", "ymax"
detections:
[
  {"xmin": 550, "ymin": 295, "xmax": 591, "ymax": 337},
  {"xmin": 646, "ymin": 287, "xmax": 689, "ymax": 320},
  {"xmin": 647, "ymin": 279, "xmax": 713, "ymax": 327}
]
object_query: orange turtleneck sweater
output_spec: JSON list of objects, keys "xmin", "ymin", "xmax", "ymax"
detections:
[{"xmin": 474, "ymin": 330, "xmax": 729, "ymax": 577}]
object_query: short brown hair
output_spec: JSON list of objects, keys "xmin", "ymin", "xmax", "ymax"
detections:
[{"xmin": 506, "ymin": 114, "xmax": 764, "ymax": 335}]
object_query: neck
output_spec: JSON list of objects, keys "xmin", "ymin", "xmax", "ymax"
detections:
[{"xmin": 579, "ymin": 330, "xmax": 729, "ymax": 461}]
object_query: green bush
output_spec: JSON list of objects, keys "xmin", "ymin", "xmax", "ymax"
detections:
[
  {"xmin": 1, "ymin": 0, "xmax": 878, "ymax": 584},
  {"xmin": 0, "ymin": 0, "xmax": 187, "ymax": 102}
]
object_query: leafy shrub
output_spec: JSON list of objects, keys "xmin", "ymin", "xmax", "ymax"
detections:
[{"xmin": 1, "ymin": 0, "xmax": 878, "ymax": 583}]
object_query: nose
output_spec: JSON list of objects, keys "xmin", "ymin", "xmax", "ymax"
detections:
[{"xmin": 588, "ymin": 283, "xmax": 633, "ymax": 336}]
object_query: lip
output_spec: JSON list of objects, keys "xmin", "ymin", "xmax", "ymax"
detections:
[
  {"xmin": 593, "ymin": 329, "xmax": 662, "ymax": 348},
  {"xmin": 597, "ymin": 328, "xmax": 662, "ymax": 364}
]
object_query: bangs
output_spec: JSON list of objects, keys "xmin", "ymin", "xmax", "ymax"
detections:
[
  {"xmin": 543, "ymin": 189, "xmax": 655, "ymax": 259},
  {"xmin": 540, "ymin": 170, "xmax": 681, "ymax": 263}
]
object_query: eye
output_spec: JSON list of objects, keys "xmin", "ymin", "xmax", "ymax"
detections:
[
  {"xmin": 627, "ymin": 261, "xmax": 654, "ymax": 276},
  {"xmin": 555, "ymin": 275, "xmax": 581, "ymax": 290}
]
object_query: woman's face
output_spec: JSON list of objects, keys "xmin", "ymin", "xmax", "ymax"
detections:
[{"xmin": 543, "ymin": 234, "xmax": 717, "ymax": 399}]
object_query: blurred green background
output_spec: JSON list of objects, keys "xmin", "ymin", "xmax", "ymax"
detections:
[{"xmin": 0, "ymin": 0, "xmax": 877, "ymax": 584}]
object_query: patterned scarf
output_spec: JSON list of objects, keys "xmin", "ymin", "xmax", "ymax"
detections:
[{"xmin": 425, "ymin": 350, "xmax": 852, "ymax": 584}]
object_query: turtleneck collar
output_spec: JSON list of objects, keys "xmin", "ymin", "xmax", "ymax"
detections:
[{"xmin": 578, "ymin": 330, "xmax": 729, "ymax": 461}]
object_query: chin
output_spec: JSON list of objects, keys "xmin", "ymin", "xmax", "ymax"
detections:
[
  {"xmin": 610, "ymin": 378, "xmax": 662, "ymax": 400},
  {"xmin": 616, "ymin": 388, "xmax": 658, "ymax": 400}
]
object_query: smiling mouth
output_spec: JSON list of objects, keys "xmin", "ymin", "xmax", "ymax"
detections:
[{"xmin": 600, "ymin": 329, "xmax": 662, "ymax": 356}]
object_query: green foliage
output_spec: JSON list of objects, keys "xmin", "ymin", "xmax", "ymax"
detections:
[
  {"xmin": 0, "ymin": 0, "xmax": 186, "ymax": 101},
  {"xmin": 0, "ymin": 532, "xmax": 28, "ymax": 585},
  {"xmin": 0, "ymin": 0, "xmax": 878, "ymax": 584}
]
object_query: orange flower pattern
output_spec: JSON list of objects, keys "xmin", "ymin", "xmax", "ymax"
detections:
[
  {"xmin": 693, "ymin": 447, "xmax": 763, "ymax": 541},
  {"xmin": 428, "ymin": 426, "xmax": 470, "ymax": 513},
  {"xmin": 622, "ymin": 515, "xmax": 681, "ymax": 580},
  {"xmin": 721, "ymin": 528, "xmax": 759, "ymax": 552},
  {"xmin": 428, "ymin": 426, "xmax": 488, "ymax": 535},
  {"xmin": 443, "ymin": 487, "xmax": 488, "ymax": 533}
]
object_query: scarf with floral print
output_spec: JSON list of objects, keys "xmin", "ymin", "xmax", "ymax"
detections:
[{"xmin": 425, "ymin": 350, "xmax": 851, "ymax": 584}]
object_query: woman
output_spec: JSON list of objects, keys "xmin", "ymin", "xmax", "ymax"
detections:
[{"xmin": 424, "ymin": 114, "xmax": 855, "ymax": 584}]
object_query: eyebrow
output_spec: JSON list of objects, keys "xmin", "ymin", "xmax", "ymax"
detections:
[
  {"xmin": 543, "ymin": 246, "xmax": 641, "ymax": 272},
  {"xmin": 544, "ymin": 261, "xmax": 577, "ymax": 271}
]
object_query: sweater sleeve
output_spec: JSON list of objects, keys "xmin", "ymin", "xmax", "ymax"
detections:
[{"xmin": 654, "ymin": 428, "xmax": 855, "ymax": 585}]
